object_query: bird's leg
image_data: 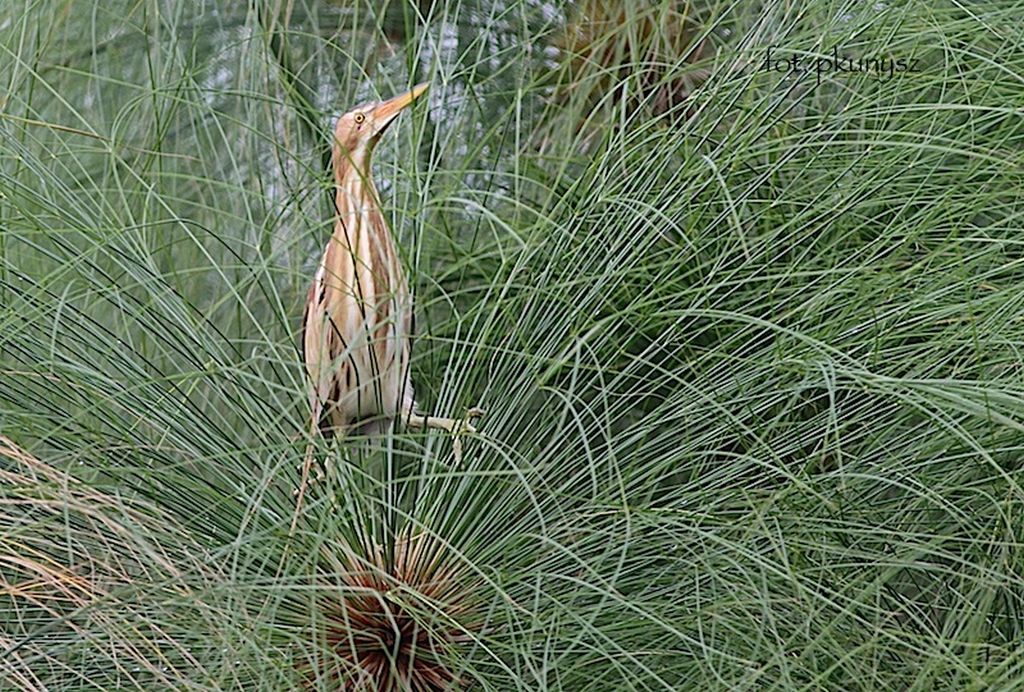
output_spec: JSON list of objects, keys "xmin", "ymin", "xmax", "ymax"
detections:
[
  {"xmin": 405, "ymin": 406, "xmax": 485, "ymax": 463},
  {"xmin": 292, "ymin": 391, "xmax": 328, "ymax": 532},
  {"xmin": 291, "ymin": 415, "xmax": 321, "ymax": 534},
  {"xmin": 290, "ymin": 443, "xmax": 313, "ymax": 534}
]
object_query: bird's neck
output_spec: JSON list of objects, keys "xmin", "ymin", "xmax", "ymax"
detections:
[{"xmin": 331, "ymin": 150, "xmax": 380, "ymax": 247}]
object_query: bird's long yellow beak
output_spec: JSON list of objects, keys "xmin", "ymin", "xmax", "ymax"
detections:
[{"xmin": 373, "ymin": 82, "xmax": 430, "ymax": 122}]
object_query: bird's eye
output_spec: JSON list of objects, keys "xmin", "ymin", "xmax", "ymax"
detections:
[{"xmin": 353, "ymin": 113, "xmax": 366, "ymax": 124}]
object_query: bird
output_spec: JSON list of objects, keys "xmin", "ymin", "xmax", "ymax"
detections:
[{"xmin": 296, "ymin": 82, "xmax": 483, "ymax": 502}]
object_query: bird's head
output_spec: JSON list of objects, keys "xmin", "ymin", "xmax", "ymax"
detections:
[{"xmin": 332, "ymin": 82, "xmax": 429, "ymax": 172}]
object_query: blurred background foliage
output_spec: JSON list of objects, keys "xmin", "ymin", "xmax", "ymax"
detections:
[{"xmin": 3, "ymin": 0, "xmax": 1024, "ymax": 689}]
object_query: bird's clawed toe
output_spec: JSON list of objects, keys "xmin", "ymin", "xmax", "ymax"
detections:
[
  {"xmin": 449, "ymin": 406, "xmax": 486, "ymax": 464},
  {"xmin": 459, "ymin": 406, "xmax": 486, "ymax": 433}
]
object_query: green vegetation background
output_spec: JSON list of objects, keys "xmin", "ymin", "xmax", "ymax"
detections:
[{"xmin": 2, "ymin": 0, "xmax": 1024, "ymax": 689}]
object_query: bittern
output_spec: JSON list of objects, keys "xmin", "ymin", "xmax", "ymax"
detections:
[{"xmin": 298, "ymin": 82, "xmax": 482, "ymax": 495}]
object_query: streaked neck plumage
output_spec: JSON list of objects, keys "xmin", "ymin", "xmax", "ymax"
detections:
[{"xmin": 323, "ymin": 137, "xmax": 405, "ymax": 324}]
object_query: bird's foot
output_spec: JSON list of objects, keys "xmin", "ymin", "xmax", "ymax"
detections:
[
  {"xmin": 406, "ymin": 406, "xmax": 486, "ymax": 464},
  {"xmin": 451, "ymin": 407, "xmax": 486, "ymax": 463}
]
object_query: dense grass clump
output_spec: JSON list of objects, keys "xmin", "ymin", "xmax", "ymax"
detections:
[{"xmin": 3, "ymin": 0, "xmax": 1024, "ymax": 689}]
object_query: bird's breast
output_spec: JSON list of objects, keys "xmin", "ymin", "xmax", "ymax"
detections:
[{"xmin": 303, "ymin": 180, "xmax": 413, "ymax": 427}]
